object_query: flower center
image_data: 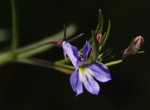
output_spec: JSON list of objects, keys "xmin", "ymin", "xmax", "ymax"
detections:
[
  {"xmin": 79, "ymin": 65, "xmax": 86, "ymax": 72},
  {"xmin": 78, "ymin": 65, "xmax": 87, "ymax": 81}
]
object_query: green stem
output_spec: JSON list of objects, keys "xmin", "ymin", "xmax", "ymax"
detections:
[
  {"xmin": 16, "ymin": 24, "xmax": 76, "ymax": 59},
  {"xmin": 16, "ymin": 58, "xmax": 75, "ymax": 75},
  {"xmin": 10, "ymin": 0, "xmax": 18, "ymax": 54},
  {"xmin": 0, "ymin": 25, "xmax": 76, "ymax": 66},
  {"xmin": 0, "ymin": 52, "xmax": 13, "ymax": 65}
]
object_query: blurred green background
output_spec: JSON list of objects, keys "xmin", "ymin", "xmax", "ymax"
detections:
[{"xmin": 0, "ymin": 0, "xmax": 149, "ymax": 110}]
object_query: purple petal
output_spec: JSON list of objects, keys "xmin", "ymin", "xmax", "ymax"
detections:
[
  {"xmin": 83, "ymin": 41, "xmax": 91, "ymax": 61},
  {"xmin": 62, "ymin": 41, "xmax": 79, "ymax": 68},
  {"xmin": 83, "ymin": 73, "xmax": 100, "ymax": 95},
  {"xmin": 79, "ymin": 67, "xmax": 100, "ymax": 95},
  {"xmin": 87, "ymin": 62, "xmax": 111, "ymax": 82},
  {"xmin": 70, "ymin": 69, "xmax": 83, "ymax": 96}
]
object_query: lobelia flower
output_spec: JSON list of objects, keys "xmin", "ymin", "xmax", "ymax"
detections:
[{"xmin": 62, "ymin": 41, "xmax": 111, "ymax": 96}]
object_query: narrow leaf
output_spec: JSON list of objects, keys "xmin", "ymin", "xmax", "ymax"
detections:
[
  {"xmin": 68, "ymin": 33, "xmax": 84, "ymax": 42},
  {"xmin": 105, "ymin": 60, "xmax": 122, "ymax": 67}
]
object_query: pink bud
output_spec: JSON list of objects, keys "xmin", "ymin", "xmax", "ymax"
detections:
[
  {"xmin": 96, "ymin": 34, "xmax": 103, "ymax": 43},
  {"xmin": 133, "ymin": 35, "xmax": 144, "ymax": 49},
  {"xmin": 122, "ymin": 35, "xmax": 144, "ymax": 58}
]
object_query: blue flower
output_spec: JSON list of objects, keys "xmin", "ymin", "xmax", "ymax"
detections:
[{"xmin": 62, "ymin": 41, "xmax": 111, "ymax": 96}]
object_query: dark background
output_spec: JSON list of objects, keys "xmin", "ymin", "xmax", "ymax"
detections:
[{"xmin": 0, "ymin": 0, "xmax": 149, "ymax": 110}]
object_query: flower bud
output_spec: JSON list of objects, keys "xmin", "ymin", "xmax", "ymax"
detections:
[
  {"xmin": 122, "ymin": 35, "xmax": 144, "ymax": 58},
  {"xmin": 133, "ymin": 36, "xmax": 144, "ymax": 49},
  {"xmin": 96, "ymin": 34, "xmax": 103, "ymax": 43}
]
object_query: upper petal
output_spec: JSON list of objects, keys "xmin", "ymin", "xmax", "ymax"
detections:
[
  {"xmin": 70, "ymin": 69, "xmax": 83, "ymax": 96},
  {"xmin": 87, "ymin": 62, "xmax": 111, "ymax": 82},
  {"xmin": 79, "ymin": 67, "xmax": 100, "ymax": 95},
  {"xmin": 62, "ymin": 41, "xmax": 79, "ymax": 68},
  {"xmin": 83, "ymin": 41, "xmax": 91, "ymax": 61}
]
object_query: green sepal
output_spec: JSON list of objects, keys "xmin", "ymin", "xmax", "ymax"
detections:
[
  {"xmin": 99, "ymin": 20, "xmax": 111, "ymax": 52},
  {"xmin": 95, "ymin": 9, "xmax": 103, "ymax": 34},
  {"xmin": 98, "ymin": 32, "xmax": 106, "ymax": 50},
  {"xmin": 137, "ymin": 51, "xmax": 144, "ymax": 54},
  {"xmin": 88, "ymin": 9, "xmax": 103, "ymax": 44},
  {"xmin": 92, "ymin": 31, "xmax": 99, "ymax": 61}
]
